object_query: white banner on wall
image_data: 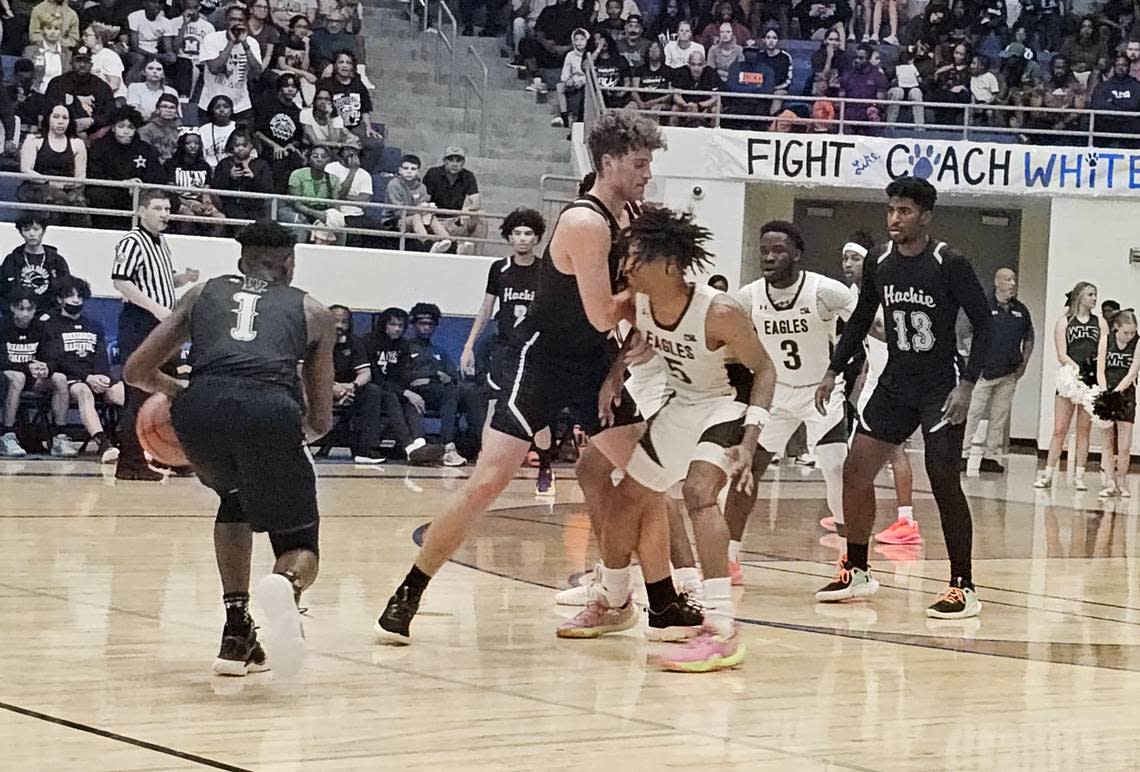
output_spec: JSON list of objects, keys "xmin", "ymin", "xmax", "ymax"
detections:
[{"xmin": 706, "ymin": 131, "xmax": 1140, "ymax": 196}]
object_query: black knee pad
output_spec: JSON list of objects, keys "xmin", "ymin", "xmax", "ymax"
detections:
[
  {"xmin": 216, "ymin": 493, "xmax": 247, "ymax": 524},
  {"xmin": 269, "ymin": 520, "xmax": 320, "ymax": 558}
]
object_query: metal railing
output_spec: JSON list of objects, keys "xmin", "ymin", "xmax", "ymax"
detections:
[
  {"xmin": 463, "ymin": 44, "xmax": 490, "ymax": 156},
  {"xmin": 594, "ymin": 82, "xmax": 1140, "ymax": 147},
  {"xmin": 429, "ymin": 0, "xmax": 459, "ymax": 104},
  {"xmin": 3, "ymin": 171, "xmax": 513, "ymax": 254},
  {"xmin": 539, "ymin": 174, "xmax": 580, "ymax": 224}
]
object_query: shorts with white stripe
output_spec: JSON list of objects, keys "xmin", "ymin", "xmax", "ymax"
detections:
[
  {"xmin": 625, "ymin": 395, "xmax": 746, "ymax": 493},
  {"xmin": 489, "ymin": 332, "xmax": 642, "ymax": 441}
]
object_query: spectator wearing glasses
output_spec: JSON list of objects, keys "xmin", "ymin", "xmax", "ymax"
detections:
[
  {"xmin": 83, "ymin": 22, "xmax": 127, "ymax": 99},
  {"xmin": 127, "ymin": 57, "xmax": 180, "ymax": 123},
  {"xmin": 246, "ymin": 0, "xmax": 280, "ymax": 69},
  {"xmin": 138, "ymin": 92, "xmax": 183, "ymax": 163}
]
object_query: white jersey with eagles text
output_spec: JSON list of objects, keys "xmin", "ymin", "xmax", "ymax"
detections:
[
  {"xmin": 736, "ymin": 271, "xmax": 855, "ymax": 388},
  {"xmin": 634, "ymin": 283, "xmax": 734, "ymax": 402}
]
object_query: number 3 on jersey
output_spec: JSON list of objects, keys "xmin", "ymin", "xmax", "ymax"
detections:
[
  {"xmin": 230, "ymin": 291, "xmax": 261, "ymax": 342},
  {"xmin": 780, "ymin": 340, "xmax": 801, "ymax": 370},
  {"xmin": 891, "ymin": 310, "xmax": 935, "ymax": 352}
]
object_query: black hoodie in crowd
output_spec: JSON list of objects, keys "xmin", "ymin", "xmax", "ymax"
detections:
[
  {"xmin": 0, "ymin": 316, "xmax": 44, "ymax": 377},
  {"xmin": 87, "ymin": 133, "xmax": 167, "ymax": 212},
  {"xmin": 0, "ymin": 245, "xmax": 69, "ymax": 304},
  {"xmin": 40, "ymin": 312, "xmax": 110, "ymax": 382}
]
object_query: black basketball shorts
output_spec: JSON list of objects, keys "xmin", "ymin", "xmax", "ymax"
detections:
[
  {"xmin": 855, "ymin": 377, "xmax": 959, "ymax": 447},
  {"xmin": 171, "ymin": 376, "xmax": 319, "ymax": 535},
  {"xmin": 489, "ymin": 332, "xmax": 641, "ymax": 441}
]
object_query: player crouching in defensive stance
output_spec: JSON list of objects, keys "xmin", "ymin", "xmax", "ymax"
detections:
[
  {"xmin": 604, "ymin": 205, "xmax": 776, "ymax": 672},
  {"xmin": 125, "ymin": 221, "xmax": 336, "ymax": 678}
]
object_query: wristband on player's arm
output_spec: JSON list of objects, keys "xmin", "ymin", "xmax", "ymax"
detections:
[{"xmin": 744, "ymin": 405, "xmax": 770, "ymax": 427}]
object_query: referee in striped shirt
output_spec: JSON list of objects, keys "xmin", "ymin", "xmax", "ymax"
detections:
[{"xmin": 111, "ymin": 190, "xmax": 199, "ymax": 480}]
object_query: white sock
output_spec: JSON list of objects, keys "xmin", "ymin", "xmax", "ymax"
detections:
[
  {"xmin": 897, "ymin": 506, "xmax": 914, "ymax": 523},
  {"xmin": 673, "ymin": 566, "xmax": 701, "ymax": 588},
  {"xmin": 1076, "ymin": 466, "xmax": 1086, "ymax": 476},
  {"xmin": 1041, "ymin": 466, "xmax": 1055, "ymax": 477},
  {"xmin": 727, "ymin": 539, "xmax": 742, "ymax": 564},
  {"xmin": 702, "ymin": 577, "xmax": 734, "ymax": 636},
  {"xmin": 815, "ymin": 442, "xmax": 847, "ymax": 527},
  {"xmin": 598, "ymin": 564, "xmax": 631, "ymax": 607}
]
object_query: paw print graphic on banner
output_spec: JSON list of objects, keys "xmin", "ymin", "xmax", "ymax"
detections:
[{"xmin": 905, "ymin": 145, "xmax": 942, "ymax": 180}]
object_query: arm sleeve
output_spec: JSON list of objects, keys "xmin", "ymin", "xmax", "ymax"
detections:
[
  {"xmin": 949, "ymin": 256, "xmax": 993, "ymax": 383},
  {"xmin": 778, "ymin": 51, "xmax": 793, "ymax": 91},
  {"xmin": 484, "ymin": 260, "xmax": 501, "ymax": 297},
  {"xmin": 828, "ymin": 256, "xmax": 879, "ymax": 373}
]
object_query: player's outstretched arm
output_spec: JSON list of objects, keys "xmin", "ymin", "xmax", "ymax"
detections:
[
  {"xmin": 123, "ymin": 285, "xmax": 203, "ymax": 397},
  {"xmin": 302, "ymin": 295, "xmax": 337, "ymax": 442},
  {"xmin": 558, "ymin": 207, "xmax": 630, "ymax": 332}
]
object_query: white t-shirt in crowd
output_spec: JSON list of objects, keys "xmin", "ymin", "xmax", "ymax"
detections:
[
  {"xmin": 326, "ymin": 160, "xmax": 373, "ymax": 217},
  {"xmin": 299, "ymin": 107, "xmax": 346, "ymax": 141},
  {"xmin": 663, "ymin": 40, "xmax": 704, "ymax": 69},
  {"xmin": 895, "ymin": 63, "xmax": 919, "ymax": 89},
  {"xmin": 34, "ymin": 48, "xmax": 64, "ymax": 94},
  {"xmin": 970, "ymin": 71, "xmax": 1000, "ymax": 104},
  {"xmin": 196, "ymin": 120, "xmax": 236, "ymax": 167},
  {"xmin": 172, "ymin": 16, "xmax": 215, "ymax": 63},
  {"xmin": 91, "ymin": 47, "xmax": 127, "ymax": 99},
  {"xmin": 196, "ymin": 31, "xmax": 262, "ymax": 113},
  {"xmin": 128, "ymin": 10, "xmax": 174, "ymax": 54},
  {"xmin": 127, "ymin": 82, "xmax": 181, "ymax": 118}
]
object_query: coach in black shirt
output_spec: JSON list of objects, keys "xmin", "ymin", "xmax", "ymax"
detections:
[
  {"xmin": 330, "ymin": 304, "xmax": 388, "ymax": 464},
  {"xmin": 959, "ymin": 267, "xmax": 1034, "ymax": 473}
]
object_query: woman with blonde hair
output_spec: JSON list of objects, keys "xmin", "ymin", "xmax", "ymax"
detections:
[
  {"xmin": 1035, "ymin": 281, "xmax": 1108, "ymax": 490},
  {"xmin": 84, "ymin": 22, "xmax": 126, "ymax": 99}
]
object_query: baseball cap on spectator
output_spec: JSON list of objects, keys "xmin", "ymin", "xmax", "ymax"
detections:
[
  {"xmin": 443, "ymin": 146, "xmax": 465, "ymax": 160},
  {"xmin": 72, "ymin": 45, "xmax": 93, "ymax": 59},
  {"xmin": 999, "ymin": 42, "xmax": 1032, "ymax": 61},
  {"xmin": 743, "ymin": 38, "xmax": 760, "ymax": 51},
  {"xmin": 624, "ymin": 13, "xmax": 642, "ymax": 26}
]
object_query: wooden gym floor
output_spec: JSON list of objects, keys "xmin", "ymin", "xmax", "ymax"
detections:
[{"xmin": 1, "ymin": 452, "xmax": 1138, "ymax": 771}]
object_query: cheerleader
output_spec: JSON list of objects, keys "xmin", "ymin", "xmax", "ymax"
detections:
[
  {"xmin": 1096, "ymin": 309, "xmax": 1139, "ymax": 498},
  {"xmin": 1035, "ymin": 282, "xmax": 1108, "ymax": 490}
]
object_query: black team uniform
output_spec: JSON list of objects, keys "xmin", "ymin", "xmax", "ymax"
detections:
[
  {"xmin": 827, "ymin": 239, "xmax": 992, "ymax": 612},
  {"xmin": 367, "ymin": 313, "xmax": 445, "ymax": 464},
  {"xmin": 332, "ymin": 327, "xmax": 386, "ymax": 460}
]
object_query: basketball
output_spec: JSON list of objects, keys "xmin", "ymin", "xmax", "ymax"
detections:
[{"xmin": 137, "ymin": 392, "xmax": 189, "ymax": 468}]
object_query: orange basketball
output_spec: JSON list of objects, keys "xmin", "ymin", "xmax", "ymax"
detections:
[{"xmin": 137, "ymin": 393, "xmax": 189, "ymax": 468}]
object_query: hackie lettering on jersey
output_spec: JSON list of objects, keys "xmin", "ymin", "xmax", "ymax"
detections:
[
  {"xmin": 502, "ymin": 288, "xmax": 535, "ymax": 304},
  {"xmin": 883, "ymin": 284, "xmax": 937, "ymax": 308},
  {"xmin": 644, "ymin": 330, "xmax": 695, "ymax": 360}
]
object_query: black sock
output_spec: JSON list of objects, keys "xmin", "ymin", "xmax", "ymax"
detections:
[
  {"xmin": 645, "ymin": 577, "xmax": 678, "ymax": 613},
  {"xmin": 847, "ymin": 542, "xmax": 869, "ymax": 570},
  {"xmin": 535, "ymin": 445, "xmax": 552, "ymax": 470},
  {"xmin": 951, "ymin": 574, "xmax": 974, "ymax": 590},
  {"xmin": 925, "ymin": 422, "xmax": 974, "ymax": 591},
  {"xmin": 400, "ymin": 565, "xmax": 432, "ymax": 599},
  {"xmin": 223, "ymin": 591, "xmax": 251, "ymax": 630},
  {"xmin": 560, "ymin": 111, "xmax": 569, "ymax": 127}
]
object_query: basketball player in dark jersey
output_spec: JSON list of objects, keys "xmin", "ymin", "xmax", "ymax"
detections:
[
  {"xmin": 124, "ymin": 221, "xmax": 336, "ymax": 679},
  {"xmin": 376, "ymin": 111, "xmax": 701, "ymax": 645},
  {"xmin": 815, "ymin": 177, "xmax": 993, "ymax": 620},
  {"xmin": 458, "ymin": 207, "xmax": 555, "ymax": 496}
]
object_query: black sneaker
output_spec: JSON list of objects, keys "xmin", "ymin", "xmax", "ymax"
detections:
[
  {"xmin": 978, "ymin": 458, "xmax": 1005, "ymax": 474},
  {"xmin": 407, "ymin": 440, "xmax": 445, "ymax": 465},
  {"xmin": 212, "ymin": 624, "xmax": 269, "ymax": 676},
  {"xmin": 646, "ymin": 593, "xmax": 704, "ymax": 642},
  {"xmin": 375, "ymin": 586, "xmax": 420, "ymax": 645},
  {"xmin": 926, "ymin": 578, "xmax": 981, "ymax": 619}
]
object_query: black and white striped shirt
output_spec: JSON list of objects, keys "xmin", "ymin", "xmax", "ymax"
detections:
[{"xmin": 111, "ymin": 227, "xmax": 176, "ymax": 311}]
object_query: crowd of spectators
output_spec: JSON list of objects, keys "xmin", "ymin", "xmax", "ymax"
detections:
[{"xmin": 498, "ymin": 0, "xmax": 1140, "ymax": 144}]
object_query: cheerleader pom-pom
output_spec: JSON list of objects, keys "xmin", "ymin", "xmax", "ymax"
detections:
[
  {"xmin": 1094, "ymin": 389, "xmax": 1131, "ymax": 423},
  {"xmin": 1055, "ymin": 363, "xmax": 1085, "ymax": 401},
  {"xmin": 1078, "ymin": 357, "xmax": 1099, "ymax": 387}
]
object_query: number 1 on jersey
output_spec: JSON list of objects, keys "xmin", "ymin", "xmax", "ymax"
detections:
[{"xmin": 230, "ymin": 291, "xmax": 261, "ymax": 342}]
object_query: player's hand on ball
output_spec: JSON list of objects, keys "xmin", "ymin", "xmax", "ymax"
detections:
[
  {"xmin": 940, "ymin": 382, "xmax": 973, "ymax": 425},
  {"xmin": 814, "ymin": 372, "xmax": 836, "ymax": 416}
]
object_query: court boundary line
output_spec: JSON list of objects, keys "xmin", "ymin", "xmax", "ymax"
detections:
[{"xmin": 0, "ymin": 700, "xmax": 252, "ymax": 772}]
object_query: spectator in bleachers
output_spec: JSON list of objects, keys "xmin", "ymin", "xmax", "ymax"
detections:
[
  {"xmin": 593, "ymin": 0, "xmax": 626, "ymax": 37},
  {"xmin": 650, "ymin": 0, "xmax": 685, "ymax": 41},
  {"xmin": 1020, "ymin": 0, "xmax": 1063, "ymax": 55},
  {"xmin": 40, "ymin": 275, "xmax": 123, "ymax": 463},
  {"xmin": 756, "ymin": 25, "xmax": 790, "ymax": 110},
  {"xmin": 318, "ymin": 0, "xmax": 363, "ymax": 34},
  {"xmin": 969, "ymin": 53, "xmax": 1000, "ymax": 123},
  {"xmin": 631, "ymin": 39, "xmax": 673, "ymax": 113},
  {"xmin": 507, "ymin": 0, "xmax": 552, "ymax": 68},
  {"xmin": 254, "ymin": 72, "xmax": 306, "ymax": 191},
  {"xmin": 18, "ymin": 103, "xmax": 87, "ymax": 213},
  {"xmin": 664, "ymin": 20, "xmax": 704, "ymax": 68},
  {"xmin": 8, "ymin": 59, "xmax": 43, "ymax": 138},
  {"xmin": 405, "ymin": 301, "xmax": 472, "ymax": 467},
  {"xmin": 723, "ymin": 38, "xmax": 775, "ymax": 128},
  {"xmin": 1126, "ymin": 38, "xmax": 1140, "ymax": 82},
  {"xmin": 282, "ymin": 145, "xmax": 341, "ymax": 240},
  {"xmin": 944, "ymin": 1, "xmax": 971, "ymax": 50},
  {"xmin": 839, "ymin": 42, "xmax": 886, "ymax": 131},
  {"xmin": 170, "ymin": 0, "xmax": 214, "ymax": 100},
  {"xmin": 865, "ymin": 0, "xmax": 899, "ymax": 45},
  {"xmin": 672, "ymin": 48, "xmax": 720, "ymax": 123},
  {"xmin": 886, "ymin": 44, "xmax": 925, "ymax": 126},
  {"xmin": 24, "ymin": 18, "xmax": 68, "ymax": 96},
  {"xmin": 166, "ymin": 132, "xmax": 225, "ymax": 233},
  {"xmin": 793, "ymin": 0, "xmax": 849, "ymax": 43},
  {"xmin": 197, "ymin": 5, "xmax": 264, "ymax": 122},
  {"xmin": 384, "ymin": 153, "xmax": 453, "ymax": 253},
  {"xmin": 1090, "ymin": 53, "xmax": 1140, "ymax": 147},
  {"xmin": 926, "ymin": 41, "xmax": 972, "ymax": 126},
  {"xmin": 615, "ymin": 13, "xmax": 650, "ymax": 69},
  {"xmin": 422, "ymin": 146, "xmax": 485, "ymax": 255},
  {"xmin": 29, "ymin": 0, "xmax": 79, "ymax": 48},
  {"xmin": 127, "ymin": 0, "xmax": 175, "ymax": 78},
  {"xmin": 1062, "ymin": 16, "xmax": 1108, "ymax": 84},
  {"xmin": 271, "ymin": 14, "xmax": 317, "ymax": 103},
  {"xmin": 301, "ymin": 85, "xmax": 359, "ymax": 151},
  {"xmin": 591, "ymin": 29, "xmax": 631, "ymax": 107},
  {"xmin": 521, "ymin": 0, "xmax": 590, "ymax": 90},
  {"xmin": 700, "ymin": 1, "xmax": 749, "ymax": 48},
  {"xmin": 87, "ymin": 106, "xmax": 166, "ymax": 222},
  {"xmin": 246, "ymin": 0, "xmax": 279, "ymax": 68},
  {"xmin": 83, "ymin": 22, "xmax": 126, "ymax": 99},
  {"xmin": 0, "ymin": 214, "xmax": 69, "ymax": 305},
  {"xmin": 79, "ymin": 0, "xmax": 131, "ymax": 31},
  {"xmin": 1021, "ymin": 53, "xmax": 1087, "ymax": 143},
  {"xmin": 325, "ymin": 145, "xmax": 374, "ymax": 246},
  {"xmin": 809, "ymin": 26, "xmax": 849, "ymax": 95},
  {"xmin": 590, "ymin": 0, "xmax": 637, "ymax": 24},
  {"xmin": 328, "ymin": 304, "xmax": 388, "ymax": 463},
  {"xmin": 44, "ymin": 45, "xmax": 115, "ymax": 140},
  {"xmin": 197, "ymin": 93, "xmax": 236, "ymax": 168},
  {"xmin": 212, "ymin": 128, "xmax": 274, "ymax": 220},
  {"xmin": 975, "ymin": 0, "xmax": 1006, "ymax": 39},
  {"xmin": 553, "ymin": 26, "xmax": 589, "ymax": 128},
  {"xmin": 272, "ymin": 0, "xmax": 318, "ymax": 31},
  {"xmin": 0, "ymin": 287, "xmax": 54, "ymax": 457},
  {"xmin": 316, "ymin": 50, "xmax": 382, "ymax": 168},
  {"xmin": 127, "ymin": 58, "xmax": 180, "ymax": 120},
  {"xmin": 706, "ymin": 20, "xmax": 743, "ymax": 80},
  {"xmin": 138, "ymin": 92, "xmax": 182, "ymax": 163},
  {"xmin": 365, "ymin": 306, "xmax": 446, "ymax": 465},
  {"xmin": 900, "ymin": 3, "xmax": 948, "ymax": 49},
  {"xmin": 310, "ymin": 9, "xmax": 363, "ymax": 73}
]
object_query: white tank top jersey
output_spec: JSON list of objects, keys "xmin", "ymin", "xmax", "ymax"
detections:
[
  {"xmin": 738, "ymin": 271, "xmax": 853, "ymax": 388},
  {"xmin": 634, "ymin": 283, "xmax": 734, "ymax": 402},
  {"xmin": 851, "ymin": 283, "xmax": 888, "ymax": 386}
]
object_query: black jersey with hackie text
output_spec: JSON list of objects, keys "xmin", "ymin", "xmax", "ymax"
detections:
[
  {"xmin": 188, "ymin": 275, "xmax": 308, "ymax": 395},
  {"xmin": 485, "ymin": 256, "xmax": 539, "ymax": 347},
  {"xmin": 830, "ymin": 240, "xmax": 992, "ymax": 389}
]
